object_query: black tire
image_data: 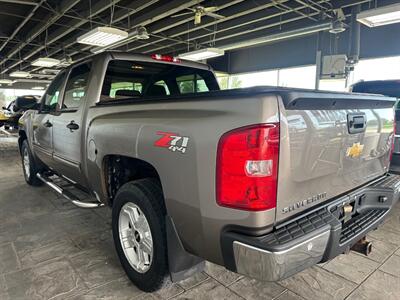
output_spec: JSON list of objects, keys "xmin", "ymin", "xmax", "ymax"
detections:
[
  {"xmin": 21, "ymin": 139, "xmax": 42, "ymax": 186},
  {"xmin": 4, "ymin": 125, "xmax": 9, "ymax": 130},
  {"xmin": 112, "ymin": 178, "xmax": 169, "ymax": 292}
]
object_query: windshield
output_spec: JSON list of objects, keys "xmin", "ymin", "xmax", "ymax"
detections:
[{"xmin": 100, "ymin": 60, "xmax": 219, "ymax": 102}]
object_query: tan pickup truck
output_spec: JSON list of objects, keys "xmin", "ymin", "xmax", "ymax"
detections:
[{"xmin": 19, "ymin": 52, "xmax": 399, "ymax": 291}]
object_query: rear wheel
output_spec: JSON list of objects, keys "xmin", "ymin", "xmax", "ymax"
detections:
[
  {"xmin": 21, "ymin": 140, "xmax": 42, "ymax": 186},
  {"xmin": 112, "ymin": 178, "xmax": 169, "ymax": 292}
]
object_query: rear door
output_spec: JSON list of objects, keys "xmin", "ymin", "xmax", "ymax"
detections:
[
  {"xmin": 276, "ymin": 95, "xmax": 395, "ymax": 222},
  {"xmin": 32, "ymin": 72, "xmax": 66, "ymax": 168},
  {"xmin": 51, "ymin": 62, "xmax": 91, "ymax": 184}
]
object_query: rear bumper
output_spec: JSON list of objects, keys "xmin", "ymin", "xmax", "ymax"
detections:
[{"xmin": 221, "ymin": 173, "xmax": 400, "ymax": 281}]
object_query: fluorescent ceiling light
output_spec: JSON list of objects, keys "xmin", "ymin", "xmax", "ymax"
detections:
[
  {"xmin": 32, "ymin": 86, "xmax": 45, "ymax": 90},
  {"xmin": 77, "ymin": 26, "xmax": 128, "ymax": 46},
  {"xmin": 31, "ymin": 57, "xmax": 60, "ymax": 67},
  {"xmin": 0, "ymin": 79, "xmax": 13, "ymax": 84},
  {"xmin": 357, "ymin": 4, "xmax": 400, "ymax": 27},
  {"xmin": 90, "ymin": 26, "xmax": 150, "ymax": 54},
  {"xmin": 179, "ymin": 48, "xmax": 225, "ymax": 61},
  {"xmin": 10, "ymin": 71, "xmax": 30, "ymax": 78}
]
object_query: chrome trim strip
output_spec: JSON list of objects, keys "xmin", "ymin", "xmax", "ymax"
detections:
[
  {"xmin": 53, "ymin": 153, "xmax": 81, "ymax": 169},
  {"xmin": 233, "ymin": 230, "xmax": 330, "ymax": 281}
]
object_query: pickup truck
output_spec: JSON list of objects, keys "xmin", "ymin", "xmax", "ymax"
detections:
[
  {"xmin": 18, "ymin": 52, "xmax": 400, "ymax": 292},
  {"xmin": 350, "ymin": 80, "xmax": 400, "ymax": 174}
]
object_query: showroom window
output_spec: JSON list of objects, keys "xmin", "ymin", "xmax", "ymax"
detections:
[
  {"xmin": 229, "ymin": 70, "xmax": 279, "ymax": 89},
  {"xmin": 278, "ymin": 65, "xmax": 316, "ymax": 89},
  {"xmin": 351, "ymin": 56, "xmax": 400, "ymax": 83}
]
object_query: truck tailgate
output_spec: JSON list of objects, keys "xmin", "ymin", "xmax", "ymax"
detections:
[{"xmin": 276, "ymin": 91, "xmax": 395, "ymax": 222}]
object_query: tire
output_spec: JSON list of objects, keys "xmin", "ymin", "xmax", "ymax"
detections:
[
  {"xmin": 21, "ymin": 139, "xmax": 43, "ymax": 186},
  {"xmin": 4, "ymin": 125, "xmax": 9, "ymax": 130},
  {"xmin": 112, "ymin": 178, "xmax": 169, "ymax": 292}
]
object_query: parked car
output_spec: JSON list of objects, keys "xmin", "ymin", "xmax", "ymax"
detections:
[
  {"xmin": 18, "ymin": 52, "xmax": 400, "ymax": 292},
  {"xmin": 351, "ymin": 80, "xmax": 400, "ymax": 173},
  {"xmin": 2, "ymin": 95, "xmax": 40, "ymax": 129},
  {"xmin": 0, "ymin": 109, "xmax": 10, "ymax": 128}
]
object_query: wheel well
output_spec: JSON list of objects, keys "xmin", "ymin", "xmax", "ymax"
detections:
[{"xmin": 103, "ymin": 155, "xmax": 163, "ymax": 206}]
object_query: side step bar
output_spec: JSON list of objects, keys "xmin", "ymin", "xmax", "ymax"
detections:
[{"xmin": 36, "ymin": 173, "xmax": 105, "ymax": 209}]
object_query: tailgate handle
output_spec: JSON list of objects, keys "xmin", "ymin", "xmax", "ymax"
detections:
[{"xmin": 347, "ymin": 113, "xmax": 366, "ymax": 134}]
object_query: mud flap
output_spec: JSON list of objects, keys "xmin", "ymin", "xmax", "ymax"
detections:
[{"xmin": 166, "ymin": 216, "xmax": 205, "ymax": 282}]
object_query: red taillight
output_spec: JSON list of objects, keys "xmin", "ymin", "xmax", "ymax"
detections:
[
  {"xmin": 216, "ymin": 123, "xmax": 280, "ymax": 211},
  {"xmin": 151, "ymin": 54, "xmax": 181, "ymax": 63}
]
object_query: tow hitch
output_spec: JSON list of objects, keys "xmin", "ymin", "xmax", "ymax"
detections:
[{"xmin": 351, "ymin": 237, "xmax": 372, "ymax": 256}]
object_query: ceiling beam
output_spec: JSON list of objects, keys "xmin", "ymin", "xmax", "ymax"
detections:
[
  {"xmin": 125, "ymin": 0, "xmax": 289, "ymax": 52},
  {"xmin": 0, "ymin": 0, "xmax": 45, "ymax": 52},
  {"xmin": 1, "ymin": 0, "xmax": 124, "ymax": 74},
  {"xmin": 25, "ymin": 0, "xmax": 206, "ymax": 72},
  {"xmin": 0, "ymin": 0, "xmax": 36, "ymax": 5},
  {"xmin": 0, "ymin": 0, "xmax": 81, "ymax": 70}
]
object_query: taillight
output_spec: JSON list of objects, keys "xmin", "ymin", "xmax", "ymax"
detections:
[
  {"xmin": 151, "ymin": 54, "xmax": 181, "ymax": 63},
  {"xmin": 216, "ymin": 123, "xmax": 280, "ymax": 211}
]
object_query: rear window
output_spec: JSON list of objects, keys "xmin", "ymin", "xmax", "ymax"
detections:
[{"xmin": 100, "ymin": 60, "xmax": 219, "ymax": 102}]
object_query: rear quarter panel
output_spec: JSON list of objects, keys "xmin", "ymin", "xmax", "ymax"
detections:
[{"xmin": 86, "ymin": 95, "xmax": 279, "ymax": 264}]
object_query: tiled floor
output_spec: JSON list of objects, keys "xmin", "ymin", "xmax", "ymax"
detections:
[{"xmin": 1, "ymin": 135, "xmax": 400, "ymax": 300}]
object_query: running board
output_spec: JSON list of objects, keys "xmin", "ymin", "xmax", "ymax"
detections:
[{"xmin": 36, "ymin": 173, "xmax": 105, "ymax": 208}]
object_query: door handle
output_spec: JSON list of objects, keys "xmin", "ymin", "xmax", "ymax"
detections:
[
  {"xmin": 66, "ymin": 121, "xmax": 79, "ymax": 132},
  {"xmin": 347, "ymin": 113, "xmax": 366, "ymax": 134},
  {"xmin": 43, "ymin": 120, "xmax": 52, "ymax": 128}
]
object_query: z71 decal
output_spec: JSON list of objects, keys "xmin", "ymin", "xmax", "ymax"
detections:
[{"xmin": 154, "ymin": 131, "xmax": 190, "ymax": 154}]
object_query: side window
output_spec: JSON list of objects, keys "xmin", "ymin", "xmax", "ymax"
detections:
[
  {"xmin": 176, "ymin": 74, "xmax": 209, "ymax": 94},
  {"xmin": 110, "ymin": 81, "xmax": 143, "ymax": 98},
  {"xmin": 62, "ymin": 62, "xmax": 91, "ymax": 109},
  {"xmin": 42, "ymin": 72, "xmax": 66, "ymax": 112}
]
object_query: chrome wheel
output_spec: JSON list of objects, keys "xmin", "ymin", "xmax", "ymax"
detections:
[
  {"xmin": 23, "ymin": 147, "xmax": 31, "ymax": 178},
  {"xmin": 119, "ymin": 202, "xmax": 153, "ymax": 273}
]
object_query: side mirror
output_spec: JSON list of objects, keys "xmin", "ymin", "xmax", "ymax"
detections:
[{"xmin": 2, "ymin": 106, "xmax": 6, "ymax": 110}]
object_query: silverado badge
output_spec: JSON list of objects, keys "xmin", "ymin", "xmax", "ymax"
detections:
[{"xmin": 346, "ymin": 142, "xmax": 364, "ymax": 158}]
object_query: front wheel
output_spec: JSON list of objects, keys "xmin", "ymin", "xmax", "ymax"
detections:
[
  {"xmin": 112, "ymin": 178, "xmax": 169, "ymax": 292},
  {"xmin": 21, "ymin": 140, "xmax": 42, "ymax": 186}
]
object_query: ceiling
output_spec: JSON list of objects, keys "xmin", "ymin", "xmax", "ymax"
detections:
[{"xmin": 0, "ymin": 0, "xmax": 395, "ymax": 89}]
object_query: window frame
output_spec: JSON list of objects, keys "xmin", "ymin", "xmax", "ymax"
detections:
[
  {"xmin": 59, "ymin": 60, "xmax": 92, "ymax": 113},
  {"xmin": 39, "ymin": 71, "xmax": 67, "ymax": 114}
]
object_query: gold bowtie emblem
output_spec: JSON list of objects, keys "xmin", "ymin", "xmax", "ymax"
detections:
[{"xmin": 346, "ymin": 142, "xmax": 364, "ymax": 158}]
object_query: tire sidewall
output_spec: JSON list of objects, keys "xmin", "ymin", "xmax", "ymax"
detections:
[
  {"xmin": 21, "ymin": 140, "xmax": 41, "ymax": 185},
  {"xmin": 112, "ymin": 182, "xmax": 167, "ymax": 291},
  {"xmin": 21, "ymin": 140, "xmax": 34, "ymax": 184}
]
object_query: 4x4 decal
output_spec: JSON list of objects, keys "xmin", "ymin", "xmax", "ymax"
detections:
[{"xmin": 154, "ymin": 131, "xmax": 189, "ymax": 154}]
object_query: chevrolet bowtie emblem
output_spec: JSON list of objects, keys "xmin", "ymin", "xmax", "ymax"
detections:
[{"xmin": 346, "ymin": 142, "xmax": 364, "ymax": 158}]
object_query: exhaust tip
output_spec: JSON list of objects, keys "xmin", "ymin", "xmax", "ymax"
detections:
[{"xmin": 351, "ymin": 237, "xmax": 372, "ymax": 256}]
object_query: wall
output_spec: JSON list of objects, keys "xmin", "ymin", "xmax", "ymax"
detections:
[{"xmin": 209, "ymin": 22, "xmax": 400, "ymax": 74}]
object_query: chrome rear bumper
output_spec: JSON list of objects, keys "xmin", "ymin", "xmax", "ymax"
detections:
[
  {"xmin": 222, "ymin": 173, "xmax": 400, "ymax": 282},
  {"xmin": 233, "ymin": 230, "xmax": 330, "ymax": 281}
]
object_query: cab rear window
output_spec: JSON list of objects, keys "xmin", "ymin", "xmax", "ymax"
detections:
[{"xmin": 100, "ymin": 60, "xmax": 219, "ymax": 102}]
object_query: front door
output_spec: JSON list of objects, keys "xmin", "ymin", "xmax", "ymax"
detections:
[
  {"xmin": 52, "ymin": 62, "xmax": 91, "ymax": 185},
  {"xmin": 32, "ymin": 72, "xmax": 66, "ymax": 168}
]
